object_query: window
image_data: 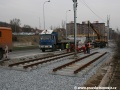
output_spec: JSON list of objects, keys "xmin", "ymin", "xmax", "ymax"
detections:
[{"xmin": 40, "ymin": 34, "xmax": 51, "ymax": 40}]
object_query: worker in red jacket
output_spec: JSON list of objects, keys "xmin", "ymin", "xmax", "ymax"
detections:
[
  {"xmin": 82, "ymin": 45, "xmax": 86, "ymax": 54},
  {"xmin": 70, "ymin": 44, "xmax": 74, "ymax": 52},
  {"xmin": 76, "ymin": 43, "xmax": 80, "ymax": 52}
]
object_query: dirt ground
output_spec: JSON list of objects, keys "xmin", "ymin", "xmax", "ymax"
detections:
[
  {"xmin": 84, "ymin": 61, "xmax": 110, "ymax": 87},
  {"xmin": 109, "ymin": 59, "xmax": 120, "ymax": 90},
  {"xmin": 83, "ymin": 57, "xmax": 120, "ymax": 90}
]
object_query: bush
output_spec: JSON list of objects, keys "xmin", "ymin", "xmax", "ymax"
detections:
[
  {"xmin": 113, "ymin": 32, "xmax": 120, "ymax": 59},
  {"xmin": 12, "ymin": 35, "xmax": 18, "ymax": 41}
]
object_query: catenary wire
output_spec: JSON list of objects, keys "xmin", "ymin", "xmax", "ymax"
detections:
[{"xmin": 78, "ymin": 0, "xmax": 106, "ymax": 22}]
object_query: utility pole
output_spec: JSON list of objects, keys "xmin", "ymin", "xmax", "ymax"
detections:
[
  {"xmin": 72, "ymin": 0, "xmax": 78, "ymax": 57},
  {"xmin": 107, "ymin": 15, "xmax": 110, "ymax": 40},
  {"xmin": 88, "ymin": 21, "xmax": 90, "ymax": 42},
  {"xmin": 107, "ymin": 15, "xmax": 110, "ymax": 47}
]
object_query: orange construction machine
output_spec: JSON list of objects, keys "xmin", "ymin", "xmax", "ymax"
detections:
[
  {"xmin": 0, "ymin": 27, "xmax": 12, "ymax": 60},
  {"xmin": 88, "ymin": 21, "xmax": 107, "ymax": 48}
]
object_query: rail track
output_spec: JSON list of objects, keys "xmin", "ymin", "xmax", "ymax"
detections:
[
  {"xmin": 52, "ymin": 52, "xmax": 109, "ymax": 77},
  {"xmin": 7, "ymin": 48, "xmax": 98, "ymax": 71},
  {"xmin": 8, "ymin": 50, "xmax": 85, "ymax": 70}
]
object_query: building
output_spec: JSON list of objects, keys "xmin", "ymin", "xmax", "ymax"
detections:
[
  {"xmin": 66, "ymin": 22, "xmax": 80, "ymax": 36},
  {"xmin": 105, "ymin": 26, "xmax": 115, "ymax": 40},
  {"xmin": 66, "ymin": 21, "xmax": 106, "ymax": 41},
  {"xmin": 109, "ymin": 28, "xmax": 115, "ymax": 40}
]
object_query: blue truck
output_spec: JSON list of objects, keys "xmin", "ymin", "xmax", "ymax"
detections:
[{"xmin": 39, "ymin": 30, "xmax": 67, "ymax": 52}]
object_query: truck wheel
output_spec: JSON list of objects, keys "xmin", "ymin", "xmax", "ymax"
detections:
[
  {"xmin": 42, "ymin": 49, "xmax": 45, "ymax": 52},
  {"xmin": 61, "ymin": 44, "xmax": 64, "ymax": 50},
  {"xmin": 0, "ymin": 50, "xmax": 3, "ymax": 60}
]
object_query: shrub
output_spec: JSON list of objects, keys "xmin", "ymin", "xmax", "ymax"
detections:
[{"xmin": 113, "ymin": 32, "xmax": 120, "ymax": 59}]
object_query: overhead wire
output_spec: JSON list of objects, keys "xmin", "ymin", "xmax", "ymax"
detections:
[{"xmin": 79, "ymin": 0, "xmax": 106, "ymax": 22}]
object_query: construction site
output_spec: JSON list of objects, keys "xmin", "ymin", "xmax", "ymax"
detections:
[{"xmin": 0, "ymin": 0, "xmax": 120, "ymax": 90}]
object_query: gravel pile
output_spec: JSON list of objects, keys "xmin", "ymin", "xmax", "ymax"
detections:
[{"xmin": 0, "ymin": 47, "xmax": 113, "ymax": 90}]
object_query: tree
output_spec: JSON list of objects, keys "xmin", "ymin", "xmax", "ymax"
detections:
[
  {"xmin": 10, "ymin": 18, "xmax": 21, "ymax": 33},
  {"xmin": 23, "ymin": 25, "xmax": 31, "ymax": 28},
  {"xmin": 0, "ymin": 22, "xmax": 10, "ymax": 27},
  {"xmin": 22, "ymin": 25, "xmax": 33, "ymax": 32}
]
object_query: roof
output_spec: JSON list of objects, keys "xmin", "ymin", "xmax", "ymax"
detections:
[
  {"xmin": 0, "ymin": 27, "xmax": 11, "ymax": 30},
  {"xmin": 40, "ymin": 30, "xmax": 53, "ymax": 34}
]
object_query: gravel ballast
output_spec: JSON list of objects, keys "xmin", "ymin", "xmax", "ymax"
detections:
[
  {"xmin": 0, "ymin": 57, "xmax": 82, "ymax": 90},
  {"xmin": 0, "ymin": 48, "xmax": 113, "ymax": 90}
]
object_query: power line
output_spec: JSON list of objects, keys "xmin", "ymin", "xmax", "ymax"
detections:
[{"xmin": 79, "ymin": 0, "xmax": 106, "ymax": 22}]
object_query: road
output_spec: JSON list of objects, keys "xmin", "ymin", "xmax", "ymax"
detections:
[{"xmin": 9, "ymin": 49, "xmax": 44, "ymax": 59}]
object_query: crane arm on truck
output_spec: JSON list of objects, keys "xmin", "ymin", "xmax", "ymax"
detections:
[
  {"xmin": 88, "ymin": 21, "xmax": 107, "ymax": 47},
  {"xmin": 88, "ymin": 21, "xmax": 101, "ymax": 40}
]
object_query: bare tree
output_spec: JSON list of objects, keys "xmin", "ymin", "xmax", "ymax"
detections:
[
  {"xmin": 23, "ymin": 25, "xmax": 31, "ymax": 28},
  {"xmin": 10, "ymin": 18, "xmax": 21, "ymax": 33}
]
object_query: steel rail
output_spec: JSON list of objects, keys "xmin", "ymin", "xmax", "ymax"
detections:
[
  {"xmin": 23, "ymin": 53, "xmax": 74, "ymax": 69},
  {"xmin": 74, "ymin": 52, "xmax": 107, "ymax": 74},
  {"xmin": 9, "ymin": 48, "xmax": 96, "ymax": 68},
  {"xmin": 9, "ymin": 52, "xmax": 72, "ymax": 67},
  {"xmin": 52, "ymin": 52, "xmax": 98, "ymax": 72}
]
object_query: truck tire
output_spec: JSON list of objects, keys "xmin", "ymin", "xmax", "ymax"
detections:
[
  {"xmin": 0, "ymin": 50, "xmax": 3, "ymax": 60},
  {"xmin": 42, "ymin": 49, "xmax": 45, "ymax": 52},
  {"xmin": 61, "ymin": 44, "xmax": 65, "ymax": 50}
]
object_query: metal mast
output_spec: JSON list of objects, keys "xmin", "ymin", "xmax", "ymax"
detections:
[{"xmin": 72, "ymin": 0, "xmax": 78, "ymax": 57}]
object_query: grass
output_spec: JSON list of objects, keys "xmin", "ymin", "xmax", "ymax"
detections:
[{"xmin": 12, "ymin": 35, "xmax": 40, "ymax": 51}]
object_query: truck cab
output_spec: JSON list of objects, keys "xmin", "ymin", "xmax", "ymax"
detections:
[{"xmin": 39, "ymin": 30, "xmax": 57, "ymax": 52}]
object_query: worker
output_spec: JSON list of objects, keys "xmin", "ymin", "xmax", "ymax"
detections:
[
  {"xmin": 82, "ymin": 45, "xmax": 86, "ymax": 54},
  {"xmin": 76, "ymin": 43, "xmax": 80, "ymax": 52},
  {"xmin": 70, "ymin": 43, "xmax": 74, "ymax": 52},
  {"xmin": 85, "ymin": 42, "xmax": 88, "ymax": 53},
  {"xmin": 87, "ymin": 41, "xmax": 91, "ymax": 54},
  {"xmin": 66, "ymin": 43, "xmax": 69, "ymax": 52}
]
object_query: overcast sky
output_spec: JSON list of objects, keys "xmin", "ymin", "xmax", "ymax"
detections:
[{"xmin": 0, "ymin": 0, "xmax": 120, "ymax": 30}]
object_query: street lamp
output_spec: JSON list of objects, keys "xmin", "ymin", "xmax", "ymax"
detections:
[
  {"xmin": 43, "ymin": 0, "xmax": 50, "ymax": 30},
  {"xmin": 66, "ymin": 10, "xmax": 71, "ymax": 40}
]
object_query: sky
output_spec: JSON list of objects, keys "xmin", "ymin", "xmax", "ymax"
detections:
[{"xmin": 0, "ymin": 0, "xmax": 120, "ymax": 30}]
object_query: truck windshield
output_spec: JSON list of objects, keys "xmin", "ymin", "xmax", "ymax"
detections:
[{"xmin": 40, "ymin": 34, "xmax": 51, "ymax": 40}]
